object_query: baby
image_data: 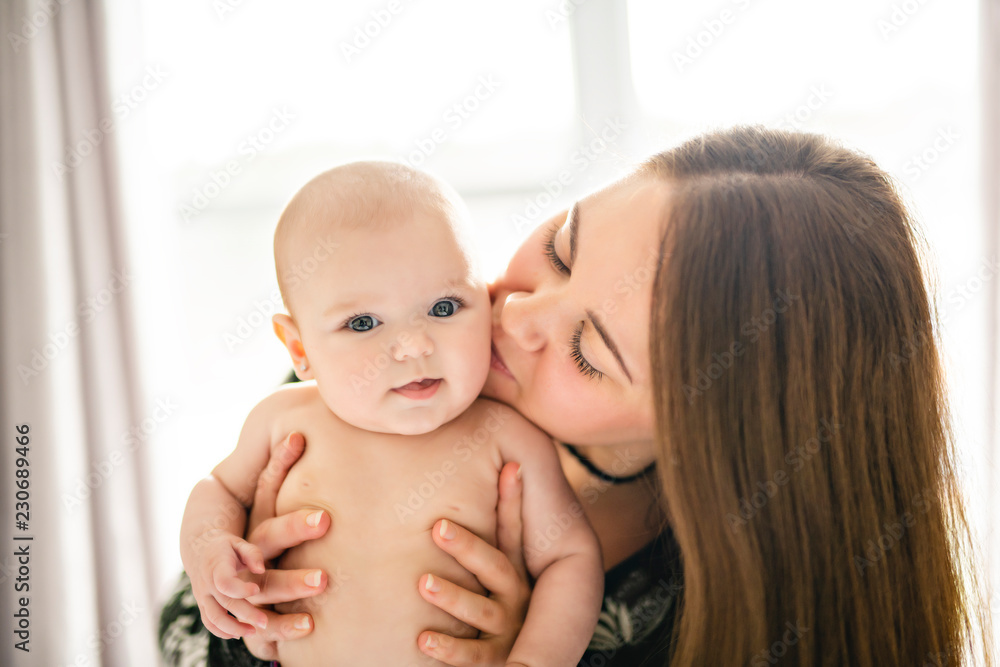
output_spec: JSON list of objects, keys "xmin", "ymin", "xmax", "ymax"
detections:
[{"xmin": 180, "ymin": 162, "xmax": 604, "ymax": 667}]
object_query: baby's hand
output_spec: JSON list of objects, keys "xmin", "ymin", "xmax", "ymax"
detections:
[{"xmin": 190, "ymin": 531, "xmax": 269, "ymax": 639}]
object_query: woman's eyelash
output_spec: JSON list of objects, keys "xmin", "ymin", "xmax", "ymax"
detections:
[
  {"xmin": 570, "ymin": 322, "xmax": 603, "ymax": 381},
  {"xmin": 543, "ymin": 223, "xmax": 570, "ymax": 275}
]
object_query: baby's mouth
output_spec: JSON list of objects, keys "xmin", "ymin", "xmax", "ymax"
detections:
[{"xmin": 392, "ymin": 378, "xmax": 441, "ymax": 400}]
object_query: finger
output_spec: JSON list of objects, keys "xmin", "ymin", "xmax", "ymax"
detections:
[
  {"xmin": 241, "ymin": 635, "xmax": 278, "ymax": 662},
  {"xmin": 247, "ymin": 509, "xmax": 330, "ymax": 561},
  {"xmin": 432, "ymin": 519, "xmax": 524, "ymax": 600},
  {"xmin": 495, "ymin": 462, "xmax": 528, "ymax": 581},
  {"xmin": 247, "ymin": 568, "xmax": 327, "ymax": 605},
  {"xmin": 202, "ymin": 614, "xmax": 237, "ymax": 641},
  {"xmin": 234, "ymin": 540, "xmax": 266, "ymax": 575},
  {"xmin": 218, "ymin": 596, "xmax": 269, "ymax": 631},
  {"xmin": 418, "ymin": 631, "xmax": 501, "ymax": 667},
  {"xmin": 249, "ymin": 608, "xmax": 315, "ymax": 643},
  {"xmin": 418, "ymin": 573, "xmax": 506, "ymax": 636},
  {"xmin": 213, "ymin": 561, "xmax": 261, "ymax": 599},
  {"xmin": 257, "ymin": 432, "xmax": 305, "ymax": 510},
  {"xmin": 248, "ymin": 432, "xmax": 305, "ymax": 533},
  {"xmin": 203, "ymin": 598, "xmax": 256, "ymax": 638}
]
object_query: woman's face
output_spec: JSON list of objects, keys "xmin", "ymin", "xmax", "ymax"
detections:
[{"xmin": 482, "ymin": 175, "xmax": 668, "ymax": 448}]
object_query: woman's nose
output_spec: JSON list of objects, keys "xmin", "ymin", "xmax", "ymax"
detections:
[
  {"xmin": 392, "ymin": 329, "xmax": 434, "ymax": 361},
  {"xmin": 499, "ymin": 291, "xmax": 550, "ymax": 353}
]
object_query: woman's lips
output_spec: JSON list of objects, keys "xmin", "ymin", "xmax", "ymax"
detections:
[
  {"xmin": 392, "ymin": 378, "xmax": 441, "ymax": 400},
  {"xmin": 490, "ymin": 343, "xmax": 515, "ymax": 380}
]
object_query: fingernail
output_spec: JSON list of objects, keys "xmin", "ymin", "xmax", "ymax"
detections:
[
  {"xmin": 516, "ymin": 464, "xmax": 523, "ymax": 480},
  {"xmin": 256, "ymin": 616, "xmax": 268, "ymax": 629},
  {"xmin": 424, "ymin": 574, "xmax": 441, "ymax": 593},
  {"xmin": 306, "ymin": 511, "xmax": 324, "ymax": 527},
  {"xmin": 294, "ymin": 616, "xmax": 311, "ymax": 630},
  {"xmin": 438, "ymin": 519, "xmax": 456, "ymax": 540},
  {"xmin": 424, "ymin": 634, "xmax": 439, "ymax": 649},
  {"xmin": 305, "ymin": 570, "xmax": 322, "ymax": 587}
]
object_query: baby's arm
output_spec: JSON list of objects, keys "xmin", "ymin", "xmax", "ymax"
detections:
[
  {"xmin": 492, "ymin": 404, "xmax": 604, "ymax": 667},
  {"xmin": 179, "ymin": 390, "xmax": 287, "ymax": 637}
]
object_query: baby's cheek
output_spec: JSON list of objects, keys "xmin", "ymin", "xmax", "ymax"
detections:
[{"xmin": 451, "ymin": 332, "xmax": 491, "ymax": 396}]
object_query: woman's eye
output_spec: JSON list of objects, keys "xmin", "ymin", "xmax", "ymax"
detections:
[
  {"xmin": 347, "ymin": 314, "xmax": 380, "ymax": 332},
  {"xmin": 570, "ymin": 321, "xmax": 604, "ymax": 381},
  {"xmin": 544, "ymin": 223, "xmax": 570, "ymax": 276},
  {"xmin": 429, "ymin": 299, "xmax": 460, "ymax": 318}
]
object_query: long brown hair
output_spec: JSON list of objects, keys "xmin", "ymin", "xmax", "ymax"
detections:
[{"xmin": 646, "ymin": 127, "xmax": 991, "ymax": 666}]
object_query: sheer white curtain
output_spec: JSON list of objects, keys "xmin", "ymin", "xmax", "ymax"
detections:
[
  {"xmin": 0, "ymin": 1, "xmax": 156, "ymax": 665},
  {"xmin": 986, "ymin": 0, "xmax": 1000, "ymax": 645}
]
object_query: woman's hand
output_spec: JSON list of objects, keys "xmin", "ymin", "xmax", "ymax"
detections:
[
  {"xmin": 417, "ymin": 462, "xmax": 532, "ymax": 666},
  {"xmin": 240, "ymin": 432, "xmax": 332, "ymax": 660}
]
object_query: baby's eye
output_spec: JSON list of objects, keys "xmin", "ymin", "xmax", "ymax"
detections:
[
  {"xmin": 429, "ymin": 299, "xmax": 460, "ymax": 318},
  {"xmin": 347, "ymin": 314, "xmax": 381, "ymax": 332}
]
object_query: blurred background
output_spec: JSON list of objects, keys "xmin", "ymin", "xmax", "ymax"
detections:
[{"xmin": 1, "ymin": 0, "xmax": 997, "ymax": 664}]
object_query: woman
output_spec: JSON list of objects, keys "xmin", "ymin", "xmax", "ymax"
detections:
[{"xmin": 160, "ymin": 126, "xmax": 991, "ymax": 666}]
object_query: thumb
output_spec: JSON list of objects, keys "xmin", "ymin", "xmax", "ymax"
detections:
[
  {"xmin": 496, "ymin": 462, "xmax": 527, "ymax": 581},
  {"xmin": 249, "ymin": 432, "xmax": 305, "ymax": 534}
]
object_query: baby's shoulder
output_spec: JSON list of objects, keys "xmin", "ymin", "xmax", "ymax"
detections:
[
  {"xmin": 457, "ymin": 398, "xmax": 524, "ymax": 429},
  {"xmin": 248, "ymin": 381, "xmax": 329, "ymax": 426},
  {"xmin": 458, "ymin": 399, "xmax": 550, "ymax": 450}
]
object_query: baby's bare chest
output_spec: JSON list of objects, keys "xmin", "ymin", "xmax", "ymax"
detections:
[{"xmin": 274, "ymin": 410, "xmax": 502, "ymax": 545}]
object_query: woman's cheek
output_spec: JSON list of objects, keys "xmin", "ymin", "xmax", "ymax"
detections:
[{"xmin": 531, "ymin": 357, "xmax": 587, "ymax": 419}]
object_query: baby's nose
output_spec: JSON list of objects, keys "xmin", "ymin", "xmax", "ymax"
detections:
[{"xmin": 392, "ymin": 329, "xmax": 434, "ymax": 361}]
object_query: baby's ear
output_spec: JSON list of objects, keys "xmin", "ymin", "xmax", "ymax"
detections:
[{"xmin": 272, "ymin": 314, "xmax": 312, "ymax": 380}]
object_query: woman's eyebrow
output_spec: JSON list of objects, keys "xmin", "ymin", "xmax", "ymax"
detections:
[
  {"xmin": 585, "ymin": 308, "xmax": 633, "ymax": 384},
  {"xmin": 568, "ymin": 202, "xmax": 580, "ymax": 266}
]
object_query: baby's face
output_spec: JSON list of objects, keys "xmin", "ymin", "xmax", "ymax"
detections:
[{"xmin": 289, "ymin": 211, "xmax": 491, "ymax": 435}]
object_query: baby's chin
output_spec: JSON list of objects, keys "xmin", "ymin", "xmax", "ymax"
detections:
[{"xmin": 347, "ymin": 403, "xmax": 466, "ymax": 436}]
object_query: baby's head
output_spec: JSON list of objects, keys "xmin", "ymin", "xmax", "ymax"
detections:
[{"xmin": 271, "ymin": 162, "xmax": 491, "ymax": 435}]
